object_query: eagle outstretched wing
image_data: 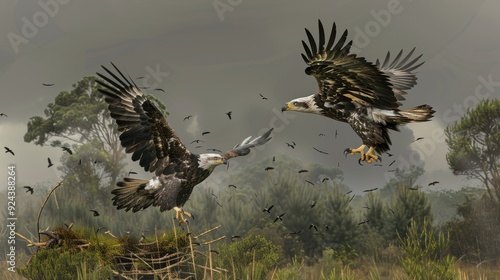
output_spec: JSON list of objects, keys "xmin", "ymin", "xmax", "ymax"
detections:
[
  {"xmin": 375, "ymin": 48, "xmax": 424, "ymax": 105},
  {"xmin": 221, "ymin": 128, "xmax": 273, "ymax": 160},
  {"xmin": 96, "ymin": 63, "xmax": 192, "ymax": 176},
  {"xmin": 301, "ymin": 20, "xmax": 399, "ymax": 110}
]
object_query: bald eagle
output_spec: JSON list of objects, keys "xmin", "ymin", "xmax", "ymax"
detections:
[
  {"xmin": 96, "ymin": 63, "xmax": 273, "ymax": 223},
  {"xmin": 282, "ymin": 21, "xmax": 434, "ymax": 164}
]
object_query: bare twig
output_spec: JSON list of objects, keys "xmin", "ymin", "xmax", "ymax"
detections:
[{"xmin": 37, "ymin": 180, "xmax": 63, "ymax": 242}]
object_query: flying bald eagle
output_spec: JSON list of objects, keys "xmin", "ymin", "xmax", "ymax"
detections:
[
  {"xmin": 96, "ymin": 63, "xmax": 273, "ymax": 223},
  {"xmin": 282, "ymin": 21, "xmax": 434, "ymax": 164}
]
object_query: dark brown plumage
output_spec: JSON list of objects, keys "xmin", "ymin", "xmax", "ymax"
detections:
[
  {"xmin": 282, "ymin": 20, "xmax": 434, "ymax": 164},
  {"xmin": 96, "ymin": 63, "xmax": 273, "ymax": 223}
]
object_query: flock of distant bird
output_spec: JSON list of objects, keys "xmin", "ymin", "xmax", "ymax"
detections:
[{"xmin": 2, "ymin": 19, "xmax": 439, "ymax": 239}]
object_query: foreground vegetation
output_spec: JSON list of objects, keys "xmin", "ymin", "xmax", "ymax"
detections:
[{"xmin": 1, "ymin": 79, "xmax": 498, "ymax": 279}]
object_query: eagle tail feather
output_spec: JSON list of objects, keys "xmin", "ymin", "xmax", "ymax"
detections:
[
  {"xmin": 112, "ymin": 178, "xmax": 154, "ymax": 212},
  {"xmin": 399, "ymin": 105, "xmax": 434, "ymax": 122}
]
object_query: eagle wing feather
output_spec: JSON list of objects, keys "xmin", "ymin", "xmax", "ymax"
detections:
[
  {"xmin": 375, "ymin": 47, "xmax": 424, "ymax": 104},
  {"xmin": 97, "ymin": 63, "xmax": 192, "ymax": 176},
  {"xmin": 302, "ymin": 20, "xmax": 400, "ymax": 110}
]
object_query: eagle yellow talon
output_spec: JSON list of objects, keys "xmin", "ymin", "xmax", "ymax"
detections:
[
  {"xmin": 346, "ymin": 145, "xmax": 381, "ymax": 165},
  {"xmin": 174, "ymin": 206, "xmax": 193, "ymax": 225},
  {"xmin": 363, "ymin": 147, "xmax": 381, "ymax": 164},
  {"xmin": 344, "ymin": 144, "xmax": 366, "ymax": 160}
]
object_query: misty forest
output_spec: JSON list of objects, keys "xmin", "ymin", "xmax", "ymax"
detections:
[{"xmin": 0, "ymin": 76, "xmax": 498, "ymax": 279}]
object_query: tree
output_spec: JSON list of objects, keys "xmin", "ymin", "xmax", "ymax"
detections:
[
  {"xmin": 445, "ymin": 98, "xmax": 500, "ymax": 205},
  {"xmin": 446, "ymin": 193, "xmax": 500, "ymax": 264},
  {"xmin": 24, "ymin": 76, "xmax": 124, "ymax": 189},
  {"xmin": 24, "ymin": 76, "xmax": 168, "ymax": 202},
  {"xmin": 379, "ymin": 165, "xmax": 424, "ymax": 199},
  {"xmin": 385, "ymin": 186, "xmax": 433, "ymax": 242}
]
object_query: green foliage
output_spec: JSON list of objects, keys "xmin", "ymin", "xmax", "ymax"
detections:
[
  {"xmin": 446, "ymin": 194, "xmax": 500, "ymax": 265},
  {"xmin": 215, "ymin": 234, "xmax": 280, "ymax": 279},
  {"xmin": 399, "ymin": 219, "xmax": 457, "ymax": 280},
  {"xmin": 445, "ymin": 98, "xmax": 500, "ymax": 204},
  {"xmin": 272, "ymin": 257, "xmax": 304, "ymax": 280},
  {"xmin": 17, "ymin": 226, "xmax": 191, "ymax": 279},
  {"xmin": 18, "ymin": 250, "xmax": 113, "ymax": 280},
  {"xmin": 379, "ymin": 165, "xmax": 424, "ymax": 199},
  {"xmin": 385, "ymin": 186, "xmax": 433, "ymax": 242},
  {"xmin": 248, "ymin": 218, "xmax": 305, "ymax": 265}
]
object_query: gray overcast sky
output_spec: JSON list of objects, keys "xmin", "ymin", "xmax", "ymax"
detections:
[{"xmin": 1, "ymin": 0, "xmax": 499, "ymax": 193}]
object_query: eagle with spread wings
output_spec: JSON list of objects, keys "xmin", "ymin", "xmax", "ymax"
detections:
[
  {"xmin": 97, "ymin": 63, "xmax": 273, "ymax": 223},
  {"xmin": 282, "ymin": 20, "xmax": 434, "ymax": 164}
]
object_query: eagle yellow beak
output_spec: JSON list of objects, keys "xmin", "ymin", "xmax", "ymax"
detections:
[
  {"xmin": 219, "ymin": 158, "xmax": 227, "ymax": 165},
  {"xmin": 281, "ymin": 102, "xmax": 290, "ymax": 112},
  {"xmin": 282, "ymin": 102, "xmax": 298, "ymax": 112}
]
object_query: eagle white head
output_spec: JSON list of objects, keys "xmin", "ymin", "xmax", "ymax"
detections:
[
  {"xmin": 281, "ymin": 94, "xmax": 322, "ymax": 114},
  {"xmin": 198, "ymin": 153, "xmax": 227, "ymax": 170}
]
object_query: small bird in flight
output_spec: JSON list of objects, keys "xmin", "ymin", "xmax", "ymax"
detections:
[
  {"xmin": 228, "ymin": 184, "xmax": 237, "ymax": 188},
  {"xmin": 202, "ymin": 131, "xmax": 211, "ymax": 136},
  {"xmin": 428, "ymin": 181, "xmax": 439, "ymax": 186},
  {"xmin": 298, "ymin": 169, "xmax": 308, "ymax": 173},
  {"xmin": 389, "ymin": 160, "xmax": 396, "ymax": 167},
  {"xmin": 309, "ymin": 224, "xmax": 318, "ymax": 231},
  {"xmin": 313, "ymin": 147, "xmax": 328, "ymax": 155},
  {"xmin": 265, "ymin": 166, "xmax": 274, "ymax": 171},
  {"xmin": 263, "ymin": 205, "xmax": 274, "ymax": 213},
  {"xmin": 190, "ymin": 139, "xmax": 204, "ymax": 144},
  {"xmin": 231, "ymin": 235, "xmax": 241, "ymax": 240},
  {"xmin": 259, "ymin": 93, "xmax": 268, "ymax": 100},
  {"xmin": 24, "ymin": 186, "xmax": 34, "ymax": 194},
  {"xmin": 363, "ymin": 188, "xmax": 379, "ymax": 192},
  {"xmin": 183, "ymin": 115, "xmax": 193, "ymax": 121},
  {"xmin": 321, "ymin": 177, "xmax": 329, "ymax": 183},
  {"xmin": 318, "ymin": 133, "xmax": 326, "ymax": 137},
  {"xmin": 42, "ymin": 83, "xmax": 54, "ymax": 86},
  {"xmin": 61, "ymin": 146, "xmax": 73, "ymax": 155},
  {"xmin": 89, "ymin": 210, "xmax": 100, "ymax": 217},
  {"xmin": 4, "ymin": 147, "xmax": 14, "ymax": 155},
  {"xmin": 47, "ymin": 157, "xmax": 54, "ymax": 168},
  {"xmin": 274, "ymin": 213, "xmax": 285, "ymax": 223},
  {"xmin": 285, "ymin": 142, "xmax": 295, "ymax": 149},
  {"xmin": 226, "ymin": 111, "xmax": 232, "ymax": 120},
  {"xmin": 412, "ymin": 137, "xmax": 424, "ymax": 143},
  {"xmin": 207, "ymin": 148, "xmax": 223, "ymax": 153},
  {"xmin": 0, "ymin": 113, "xmax": 7, "ymax": 117},
  {"xmin": 154, "ymin": 88, "xmax": 165, "ymax": 93},
  {"xmin": 305, "ymin": 180, "xmax": 315, "ymax": 186}
]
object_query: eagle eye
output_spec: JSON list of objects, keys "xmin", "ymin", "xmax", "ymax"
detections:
[{"xmin": 293, "ymin": 102, "xmax": 299, "ymax": 106}]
